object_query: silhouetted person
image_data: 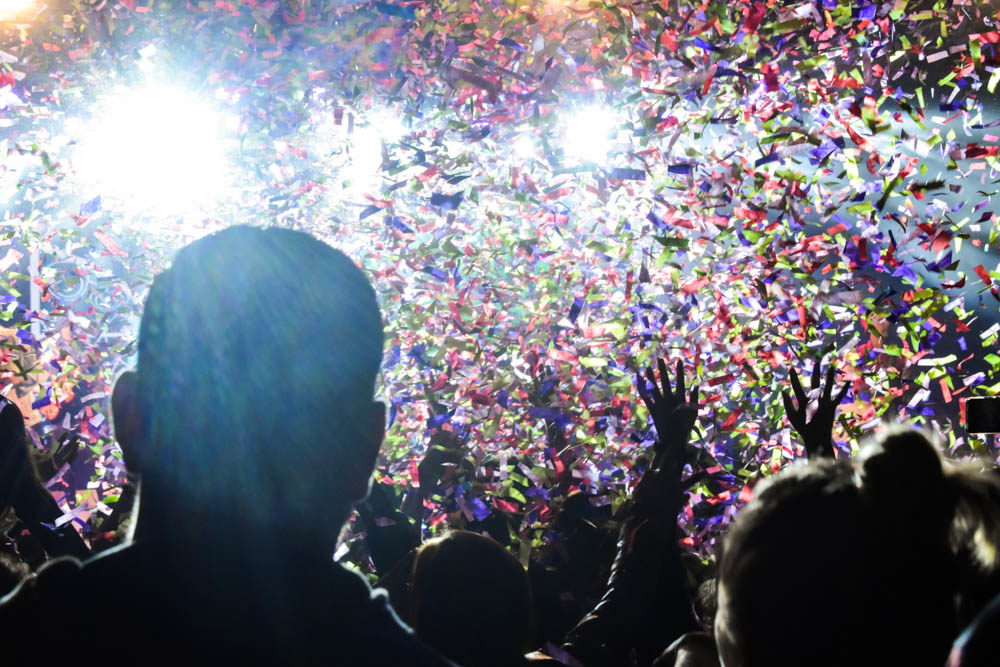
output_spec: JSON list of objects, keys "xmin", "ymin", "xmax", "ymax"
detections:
[
  {"xmin": 0, "ymin": 226, "xmax": 451, "ymax": 665},
  {"xmin": 410, "ymin": 531, "xmax": 535, "ymax": 667},
  {"xmin": 0, "ymin": 397, "xmax": 89, "ymax": 565},
  {"xmin": 714, "ymin": 427, "xmax": 1000, "ymax": 667},
  {"xmin": 562, "ymin": 360, "xmax": 702, "ymax": 666}
]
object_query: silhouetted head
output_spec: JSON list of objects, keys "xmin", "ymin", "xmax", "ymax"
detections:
[
  {"xmin": 411, "ymin": 531, "xmax": 534, "ymax": 666},
  {"xmin": 715, "ymin": 427, "xmax": 990, "ymax": 667},
  {"xmin": 0, "ymin": 398, "xmax": 40, "ymax": 509},
  {"xmin": 112, "ymin": 226, "xmax": 384, "ymax": 552}
]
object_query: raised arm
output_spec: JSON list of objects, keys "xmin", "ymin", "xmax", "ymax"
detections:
[{"xmin": 561, "ymin": 359, "xmax": 701, "ymax": 666}]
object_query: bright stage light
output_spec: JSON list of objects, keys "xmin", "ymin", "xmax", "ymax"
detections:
[
  {"xmin": 350, "ymin": 125, "xmax": 386, "ymax": 177},
  {"xmin": 512, "ymin": 134, "xmax": 537, "ymax": 161},
  {"xmin": 345, "ymin": 110, "xmax": 407, "ymax": 184},
  {"xmin": 0, "ymin": 0, "xmax": 35, "ymax": 19},
  {"xmin": 562, "ymin": 105, "xmax": 618, "ymax": 164},
  {"xmin": 72, "ymin": 83, "xmax": 236, "ymax": 213}
]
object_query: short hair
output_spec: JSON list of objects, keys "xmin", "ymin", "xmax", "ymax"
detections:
[
  {"xmin": 135, "ymin": 226, "xmax": 383, "ymax": 516},
  {"xmin": 716, "ymin": 427, "xmax": 986, "ymax": 667}
]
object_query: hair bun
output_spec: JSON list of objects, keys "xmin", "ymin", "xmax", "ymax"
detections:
[
  {"xmin": 860, "ymin": 428, "xmax": 952, "ymax": 536},
  {"xmin": 863, "ymin": 429, "xmax": 944, "ymax": 492}
]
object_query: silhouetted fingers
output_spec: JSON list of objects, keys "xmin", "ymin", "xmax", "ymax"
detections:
[
  {"xmin": 675, "ymin": 359, "xmax": 685, "ymax": 399},
  {"xmin": 781, "ymin": 391, "xmax": 799, "ymax": 425},
  {"xmin": 789, "ymin": 369, "xmax": 806, "ymax": 405},
  {"xmin": 649, "ymin": 444, "xmax": 668, "ymax": 470},
  {"xmin": 689, "ymin": 385, "xmax": 699, "ymax": 406},
  {"xmin": 646, "ymin": 367, "xmax": 663, "ymax": 403},
  {"xmin": 822, "ymin": 366, "xmax": 836, "ymax": 402},
  {"xmin": 834, "ymin": 380, "xmax": 850, "ymax": 406},
  {"xmin": 636, "ymin": 372, "xmax": 654, "ymax": 411},
  {"xmin": 810, "ymin": 361, "xmax": 822, "ymax": 390},
  {"xmin": 657, "ymin": 357, "xmax": 671, "ymax": 398}
]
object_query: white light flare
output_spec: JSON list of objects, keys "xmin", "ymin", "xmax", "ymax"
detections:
[
  {"xmin": 562, "ymin": 105, "xmax": 619, "ymax": 165},
  {"xmin": 72, "ymin": 83, "xmax": 237, "ymax": 214},
  {"xmin": 343, "ymin": 109, "xmax": 407, "ymax": 187},
  {"xmin": 351, "ymin": 111, "xmax": 406, "ymax": 172},
  {"xmin": 0, "ymin": 0, "xmax": 35, "ymax": 19},
  {"xmin": 512, "ymin": 134, "xmax": 537, "ymax": 161}
]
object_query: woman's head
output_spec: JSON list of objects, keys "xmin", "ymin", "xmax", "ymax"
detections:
[
  {"xmin": 411, "ymin": 530, "xmax": 534, "ymax": 666},
  {"xmin": 716, "ymin": 427, "xmax": 999, "ymax": 667}
]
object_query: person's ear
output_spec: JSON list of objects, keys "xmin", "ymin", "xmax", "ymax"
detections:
[
  {"xmin": 111, "ymin": 371, "xmax": 144, "ymax": 475},
  {"xmin": 345, "ymin": 400, "xmax": 385, "ymax": 503}
]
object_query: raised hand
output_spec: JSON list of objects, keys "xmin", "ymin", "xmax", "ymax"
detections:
[
  {"xmin": 637, "ymin": 358, "xmax": 700, "ymax": 470},
  {"xmin": 781, "ymin": 363, "xmax": 850, "ymax": 459}
]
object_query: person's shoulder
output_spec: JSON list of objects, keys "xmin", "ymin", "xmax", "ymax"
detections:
[
  {"xmin": 324, "ymin": 564, "xmax": 456, "ymax": 666},
  {"xmin": 1, "ymin": 542, "xmax": 137, "ymax": 614},
  {"xmin": 1, "ymin": 554, "xmax": 85, "ymax": 608},
  {"xmin": 0, "ymin": 554, "xmax": 91, "ymax": 658}
]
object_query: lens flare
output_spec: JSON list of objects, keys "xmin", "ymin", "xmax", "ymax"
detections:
[
  {"xmin": 341, "ymin": 109, "xmax": 407, "ymax": 188},
  {"xmin": 0, "ymin": 0, "xmax": 35, "ymax": 19},
  {"xmin": 72, "ymin": 83, "xmax": 236, "ymax": 214},
  {"xmin": 562, "ymin": 106, "xmax": 618, "ymax": 165},
  {"xmin": 351, "ymin": 111, "xmax": 406, "ymax": 172},
  {"xmin": 512, "ymin": 134, "xmax": 537, "ymax": 161}
]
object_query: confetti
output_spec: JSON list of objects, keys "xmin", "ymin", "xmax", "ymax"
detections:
[{"xmin": 1, "ymin": 0, "xmax": 998, "ymax": 562}]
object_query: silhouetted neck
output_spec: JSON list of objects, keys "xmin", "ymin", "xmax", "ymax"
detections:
[{"xmin": 132, "ymin": 485, "xmax": 348, "ymax": 569}]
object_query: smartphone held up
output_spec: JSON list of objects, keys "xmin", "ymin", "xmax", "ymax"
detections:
[{"xmin": 966, "ymin": 397, "xmax": 1000, "ymax": 434}]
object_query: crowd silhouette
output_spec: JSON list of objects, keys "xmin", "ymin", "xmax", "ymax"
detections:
[{"xmin": 0, "ymin": 225, "xmax": 997, "ymax": 666}]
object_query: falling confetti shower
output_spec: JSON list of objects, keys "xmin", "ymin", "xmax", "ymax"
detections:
[{"xmin": 3, "ymin": 0, "xmax": 1000, "ymax": 558}]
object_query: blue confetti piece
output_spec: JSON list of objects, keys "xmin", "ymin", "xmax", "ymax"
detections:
[
  {"xmin": 430, "ymin": 192, "xmax": 464, "ymax": 210},
  {"xmin": 79, "ymin": 195, "xmax": 101, "ymax": 217},
  {"xmin": 809, "ymin": 140, "xmax": 841, "ymax": 165},
  {"xmin": 387, "ymin": 216, "xmax": 414, "ymax": 233},
  {"xmin": 693, "ymin": 36, "xmax": 720, "ymax": 52},
  {"xmin": 375, "ymin": 2, "xmax": 415, "ymax": 19},
  {"xmin": 499, "ymin": 38, "xmax": 524, "ymax": 51},
  {"xmin": 469, "ymin": 496, "xmax": 491, "ymax": 521},
  {"xmin": 755, "ymin": 152, "xmax": 780, "ymax": 167},
  {"xmin": 606, "ymin": 167, "xmax": 645, "ymax": 180},
  {"xmin": 384, "ymin": 344, "xmax": 401, "ymax": 370},
  {"xmin": 427, "ymin": 410, "xmax": 455, "ymax": 429},
  {"xmin": 528, "ymin": 406, "xmax": 572, "ymax": 428},
  {"xmin": 31, "ymin": 388, "xmax": 51, "ymax": 410},
  {"xmin": 853, "ymin": 4, "xmax": 876, "ymax": 20},
  {"xmin": 422, "ymin": 266, "xmax": 448, "ymax": 281}
]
